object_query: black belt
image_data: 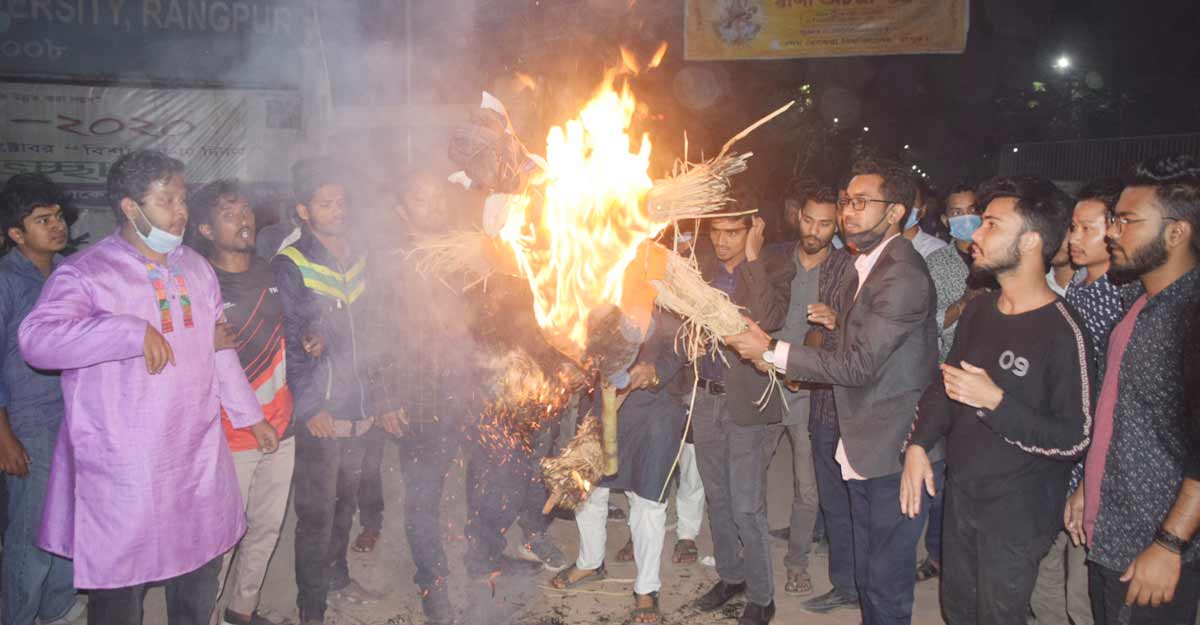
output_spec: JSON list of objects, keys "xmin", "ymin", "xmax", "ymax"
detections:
[{"xmin": 698, "ymin": 378, "xmax": 726, "ymax": 395}]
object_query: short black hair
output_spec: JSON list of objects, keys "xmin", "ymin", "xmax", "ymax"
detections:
[
  {"xmin": 1130, "ymin": 154, "xmax": 1200, "ymax": 253},
  {"xmin": 850, "ymin": 158, "xmax": 918, "ymax": 223},
  {"xmin": 292, "ymin": 157, "xmax": 343, "ymax": 207},
  {"xmin": 977, "ymin": 175, "xmax": 1074, "ymax": 268},
  {"xmin": 184, "ymin": 179, "xmax": 243, "ymax": 256},
  {"xmin": 0, "ymin": 174, "xmax": 76, "ymax": 247},
  {"xmin": 1077, "ymin": 178, "xmax": 1125, "ymax": 213},
  {"xmin": 189, "ymin": 179, "xmax": 243, "ymax": 229},
  {"xmin": 107, "ymin": 150, "xmax": 185, "ymax": 223},
  {"xmin": 945, "ymin": 182, "xmax": 976, "ymax": 199}
]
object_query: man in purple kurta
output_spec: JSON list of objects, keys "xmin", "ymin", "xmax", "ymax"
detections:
[{"xmin": 18, "ymin": 150, "xmax": 273, "ymax": 625}]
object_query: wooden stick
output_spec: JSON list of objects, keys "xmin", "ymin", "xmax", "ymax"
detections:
[{"xmin": 718, "ymin": 100, "xmax": 795, "ymax": 158}]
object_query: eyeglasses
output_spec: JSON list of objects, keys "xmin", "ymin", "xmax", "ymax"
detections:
[
  {"xmin": 839, "ymin": 196, "xmax": 898, "ymax": 213},
  {"xmin": 1107, "ymin": 213, "xmax": 1180, "ymax": 233}
]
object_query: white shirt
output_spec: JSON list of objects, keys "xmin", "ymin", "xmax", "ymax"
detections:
[
  {"xmin": 1046, "ymin": 267, "xmax": 1086, "ymax": 297},
  {"xmin": 911, "ymin": 228, "xmax": 948, "ymax": 259}
]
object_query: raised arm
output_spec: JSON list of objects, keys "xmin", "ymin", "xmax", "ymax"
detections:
[{"xmin": 19, "ymin": 264, "xmax": 147, "ymax": 370}]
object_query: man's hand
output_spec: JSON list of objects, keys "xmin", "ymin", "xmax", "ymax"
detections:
[
  {"xmin": 941, "ymin": 361, "xmax": 1003, "ymax": 410},
  {"xmin": 744, "ymin": 216, "xmax": 766, "ymax": 262},
  {"xmin": 1121, "ymin": 542, "xmax": 1183, "ymax": 607},
  {"xmin": 1065, "ymin": 486, "xmax": 1086, "ymax": 546},
  {"xmin": 0, "ymin": 430, "xmax": 29, "ymax": 476},
  {"xmin": 626, "ymin": 362, "xmax": 659, "ymax": 391},
  {"xmin": 143, "ymin": 324, "xmax": 175, "ymax": 374},
  {"xmin": 900, "ymin": 445, "xmax": 936, "ymax": 518},
  {"xmin": 378, "ymin": 409, "xmax": 409, "ymax": 435},
  {"xmin": 248, "ymin": 420, "xmax": 279, "ymax": 454},
  {"xmin": 307, "ymin": 411, "xmax": 337, "ymax": 438},
  {"xmin": 215, "ymin": 321, "xmax": 237, "ymax": 351},
  {"xmin": 302, "ymin": 330, "xmax": 324, "ymax": 359},
  {"xmin": 806, "ymin": 303, "xmax": 837, "ymax": 330},
  {"xmin": 723, "ymin": 318, "xmax": 772, "ymax": 363}
]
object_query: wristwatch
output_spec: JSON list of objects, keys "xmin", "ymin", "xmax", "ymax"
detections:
[
  {"xmin": 762, "ymin": 338, "xmax": 779, "ymax": 366},
  {"xmin": 1155, "ymin": 527, "xmax": 1191, "ymax": 555}
]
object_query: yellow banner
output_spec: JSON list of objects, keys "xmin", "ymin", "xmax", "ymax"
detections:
[{"xmin": 685, "ymin": 0, "xmax": 969, "ymax": 61}]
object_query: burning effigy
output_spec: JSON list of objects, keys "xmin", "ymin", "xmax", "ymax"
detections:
[{"xmin": 430, "ymin": 61, "xmax": 792, "ymax": 510}]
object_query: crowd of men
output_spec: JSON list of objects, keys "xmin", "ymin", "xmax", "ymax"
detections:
[{"xmin": 0, "ymin": 146, "xmax": 1196, "ymax": 625}]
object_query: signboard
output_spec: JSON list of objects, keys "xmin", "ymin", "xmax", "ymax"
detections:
[
  {"xmin": 684, "ymin": 0, "xmax": 969, "ymax": 61},
  {"xmin": 0, "ymin": 0, "xmax": 307, "ymax": 87},
  {"xmin": 0, "ymin": 82, "xmax": 302, "ymax": 201}
]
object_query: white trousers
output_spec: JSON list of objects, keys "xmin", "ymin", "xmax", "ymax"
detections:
[
  {"xmin": 675, "ymin": 442, "xmax": 705, "ymax": 540},
  {"xmin": 575, "ymin": 486, "xmax": 668, "ymax": 595}
]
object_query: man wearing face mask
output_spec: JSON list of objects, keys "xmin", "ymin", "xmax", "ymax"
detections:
[
  {"xmin": 724, "ymin": 159, "xmax": 939, "ymax": 625},
  {"xmin": 18, "ymin": 150, "xmax": 272, "ymax": 625},
  {"xmin": 901, "ymin": 183, "xmax": 948, "ymax": 259}
]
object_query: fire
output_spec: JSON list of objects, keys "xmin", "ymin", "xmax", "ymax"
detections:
[
  {"xmin": 649, "ymin": 42, "xmax": 669, "ymax": 69},
  {"xmin": 499, "ymin": 76, "xmax": 667, "ymax": 363}
]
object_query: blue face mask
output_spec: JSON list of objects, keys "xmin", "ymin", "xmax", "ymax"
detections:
[
  {"xmin": 832, "ymin": 234, "xmax": 845, "ymax": 250},
  {"xmin": 948, "ymin": 214, "xmax": 982, "ymax": 242},
  {"xmin": 903, "ymin": 208, "xmax": 921, "ymax": 231},
  {"xmin": 133, "ymin": 202, "xmax": 184, "ymax": 254}
]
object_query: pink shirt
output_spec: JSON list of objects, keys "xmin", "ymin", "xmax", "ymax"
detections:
[{"xmin": 1083, "ymin": 294, "xmax": 1147, "ymax": 547}]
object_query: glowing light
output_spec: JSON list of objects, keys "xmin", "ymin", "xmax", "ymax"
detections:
[
  {"xmin": 904, "ymin": 144, "xmax": 910, "ymax": 150},
  {"xmin": 1054, "ymin": 55, "xmax": 1072, "ymax": 71},
  {"xmin": 862, "ymin": 126, "xmax": 870, "ymax": 132},
  {"xmin": 1013, "ymin": 147, "xmax": 1019, "ymax": 153},
  {"xmin": 833, "ymin": 117, "xmax": 839, "ymax": 123},
  {"xmin": 499, "ymin": 76, "xmax": 663, "ymax": 361}
]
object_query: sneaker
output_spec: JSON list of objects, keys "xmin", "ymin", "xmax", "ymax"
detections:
[
  {"xmin": 800, "ymin": 589, "xmax": 858, "ymax": 614},
  {"xmin": 691, "ymin": 580, "xmax": 746, "ymax": 612},
  {"xmin": 221, "ymin": 609, "xmax": 281, "ymax": 625},
  {"xmin": 519, "ymin": 535, "xmax": 568, "ymax": 571},
  {"xmin": 41, "ymin": 597, "xmax": 86, "ymax": 625},
  {"xmin": 420, "ymin": 583, "xmax": 456, "ymax": 625}
]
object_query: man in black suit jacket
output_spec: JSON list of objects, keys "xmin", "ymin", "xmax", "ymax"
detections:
[
  {"xmin": 726, "ymin": 160, "xmax": 939, "ymax": 625},
  {"xmin": 688, "ymin": 214, "xmax": 794, "ymax": 625}
]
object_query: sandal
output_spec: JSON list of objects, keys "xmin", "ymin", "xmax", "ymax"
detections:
[
  {"xmin": 785, "ymin": 569, "xmax": 813, "ymax": 596},
  {"xmin": 352, "ymin": 528, "xmax": 380, "ymax": 553},
  {"xmin": 915, "ymin": 556, "xmax": 941, "ymax": 582},
  {"xmin": 626, "ymin": 591, "xmax": 661, "ymax": 624},
  {"xmin": 672, "ymin": 539, "xmax": 698, "ymax": 565},
  {"xmin": 549, "ymin": 563, "xmax": 607, "ymax": 589},
  {"xmin": 616, "ymin": 538, "xmax": 636, "ymax": 562}
]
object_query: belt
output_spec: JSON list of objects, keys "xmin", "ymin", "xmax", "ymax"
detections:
[{"xmin": 697, "ymin": 378, "xmax": 726, "ymax": 395}]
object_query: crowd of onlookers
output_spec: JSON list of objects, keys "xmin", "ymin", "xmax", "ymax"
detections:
[{"xmin": 0, "ymin": 147, "xmax": 1197, "ymax": 625}]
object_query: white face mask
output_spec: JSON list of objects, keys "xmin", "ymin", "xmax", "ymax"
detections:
[{"xmin": 133, "ymin": 202, "xmax": 184, "ymax": 254}]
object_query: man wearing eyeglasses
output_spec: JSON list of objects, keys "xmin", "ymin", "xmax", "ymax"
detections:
[
  {"xmin": 1065, "ymin": 154, "xmax": 1200, "ymax": 625},
  {"xmin": 725, "ymin": 158, "xmax": 938, "ymax": 625}
]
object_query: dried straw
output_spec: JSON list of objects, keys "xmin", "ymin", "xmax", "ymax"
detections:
[
  {"xmin": 541, "ymin": 414, "xmax": 605, "ymax": 512},
  {"xmin": 651, "ymin": 252, "xmax": 748, "ymax": 363},
  {"xmin": 400, "ymin": 229, "xmax": 494, "ymax": 291}
]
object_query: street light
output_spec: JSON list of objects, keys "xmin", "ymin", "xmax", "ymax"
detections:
[
  {"xmin": 904, "ymin": 144, "xmax": 910, "ymax": 150},
  {"xmin": 863, "ymin": 126, "xmax": 870, "ymax": 132},
  {"xmin": 833, "ymin": 117, "xmax": 839, "ymax": 124},
  {"xmin": 1054, "ymin": 55, "xmax": 1071, "ymax": 71}
]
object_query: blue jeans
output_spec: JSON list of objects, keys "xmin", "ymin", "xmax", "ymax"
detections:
[
  {"xmin": 810, "ymin": 420, "xmax": 856, "ymax": 598},
  {"xmin": 847, "ymin": 466, "xmax": 939, "ymax": 625},
  {"xmin": 3, "ymin": 430, "xmax": 75, "ymax": 625}
]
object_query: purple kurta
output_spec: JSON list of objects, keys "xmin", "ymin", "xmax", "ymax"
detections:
[{"xmin": 18, "ymin": 232, "xmax": 263, "ymax": 589}]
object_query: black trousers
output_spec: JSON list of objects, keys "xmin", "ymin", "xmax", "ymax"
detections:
[
  {"xmin": 293, "ymin": 429, "xmax": 367, "ymax": 622},
  {"xmin": 87, "ymin": 556, "xmax": 221, "ymax": 625},
  {"xmin": 357, "ymin": 426, "xmax": 387, "ymax": 531},
  {"xmin": 396, "ymin": 421, "xmax": 460, "ymax": 590},
  {"xmin": 1089, "ymin": 559, "xmax": 1200, "ymax": 625},
  {"xmin": 941, "ymin": 478, "xmax": 1061, "ymax": 625},
  {"xmin": 462, "ymin": 423, "xmax": 549, "ymax": 578}
]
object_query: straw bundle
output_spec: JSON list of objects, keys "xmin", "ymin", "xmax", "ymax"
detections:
[
  {"xmin": 402, "ymin": 229, "xmax": 495, "ymax": 291},
  {"xmin": 651, "ymin": 252, "xmax": 748, "ymax": 363},
  {"xmin": 644, "ymin": 152, "xmax": 752, "ymax": 221},
  {"xmin": 541, "ymin": 414, "xmax": 605, "ymax": 513}
]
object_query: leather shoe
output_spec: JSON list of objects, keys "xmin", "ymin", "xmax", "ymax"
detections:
[
  {"xmin": 692, "ymin": 580, "xmax": 746, "ymax": 612},
  {"xmin": 739, "ymin": 601, "xmax": 775, "ymax": 625},
  {"xmin": 800, "ymin": 588, "xmax": 858, "ymax": 614}
]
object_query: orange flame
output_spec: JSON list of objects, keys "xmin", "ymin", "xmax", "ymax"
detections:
[
  {"xmin": 619, "ymin": 46, "xmax": 640, "ymax": 75},
  {"xmin": 514, "ymin": 72, "xmax": 537, "ymax": 92},
  {"xmin": 499, "ymin": 76, "xmax": 667, "ymax": 362},
  {"xmin": 648, "ymin": 42, "xmax": 668, "ymax": 69}
]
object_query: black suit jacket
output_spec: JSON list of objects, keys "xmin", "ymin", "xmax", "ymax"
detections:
[
  {"xmin": 694, "ymin": 239, "xmax": 796, "ymax": 425},
  {"xmin": 783, "ymin": 236, "xmax": 940, "ymax": 478}
]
